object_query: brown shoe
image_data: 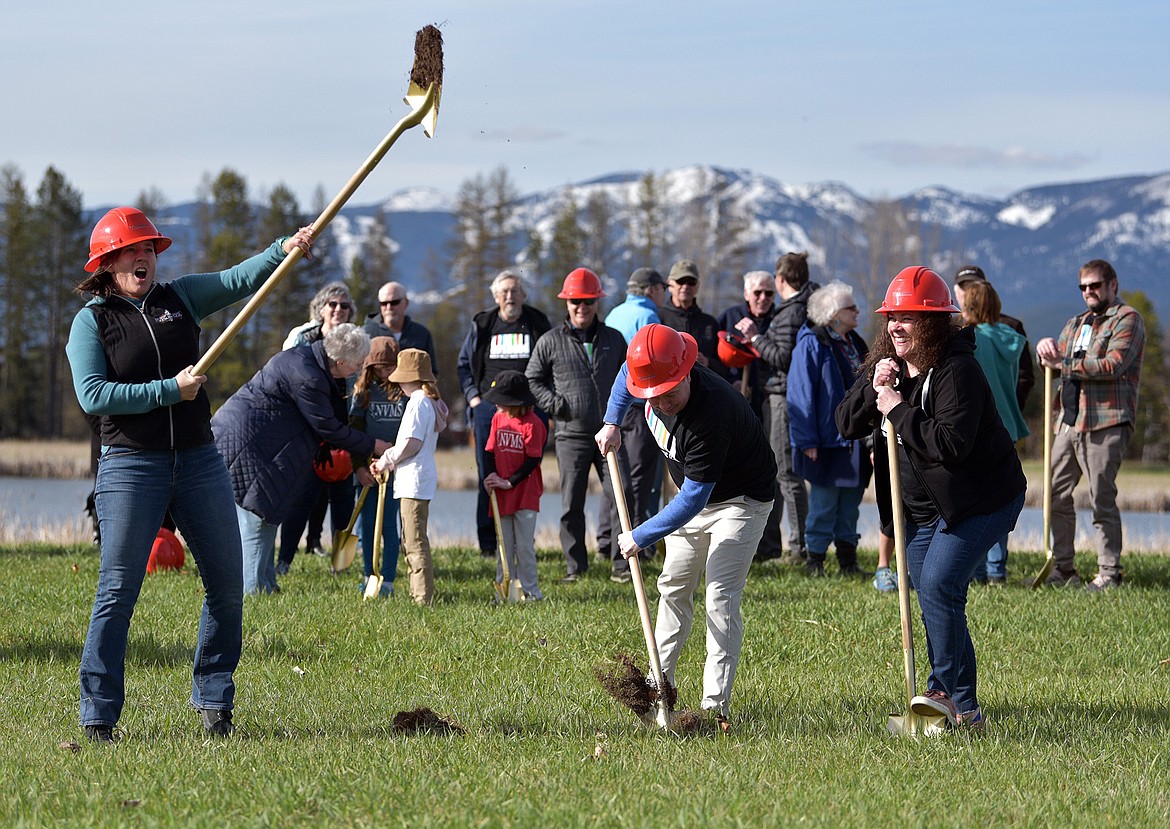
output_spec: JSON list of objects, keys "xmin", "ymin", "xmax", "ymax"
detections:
[{"xmin": 1026, "ymin": 568, "xmax": 1081, "ymax": 588}]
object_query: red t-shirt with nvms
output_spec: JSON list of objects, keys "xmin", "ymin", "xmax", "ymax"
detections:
[{"xmin": 486, "ymin": 409, "xmax": 546, "ymax": 515}]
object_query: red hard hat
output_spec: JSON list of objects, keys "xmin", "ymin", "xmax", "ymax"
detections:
[
  {"xmin": 716, "ymin": 330, "xmax": 760, "ymax": 369},
  {"xmin": 314, "ymin": 447, "xmax": 354, "ymax": 482},
  {"xmin": 625, "ymin": 323, "xmax": 699, "ymax": 399},
  {"xmin": 878, "ymin": 266, "xmax": 959, "ymax": 314},
  {"xmin": 147, "ymin": 528, "xmax": 185, "ymax": 574},
  {"xmin": 557, "ymin": 267, "xmax": 605, "ymax": 299},
  {"xmin": 85, "ymin": 207, "xmax": 173, "ymax": 273}
]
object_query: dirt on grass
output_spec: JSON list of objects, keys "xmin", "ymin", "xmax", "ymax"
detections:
[{"xmin": 391, "ymin": 707, "xmax": 465, "ymax": 735}]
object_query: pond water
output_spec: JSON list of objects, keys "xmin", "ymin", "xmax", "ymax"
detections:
[{"xmin": 2, "ymin": 476, "xmax": 1169, "ymax": 552}]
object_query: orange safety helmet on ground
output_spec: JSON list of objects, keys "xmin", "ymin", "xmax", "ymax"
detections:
[
  {"xmin": 557, "ymin": 267, "xmax": 605, "ymax": 299},
  {"xmin": 85, "ymin": 207, "xmax": 173, "ymax": 273},
  {"xmin": 314, "ymin": 447, "xmax": 354, "ymax": 482},
  {"xmin": 715, "ymin": 330, "xmax": 760, "ymax": 369},
  {"xmin": 877, "ymin": 266, "xmax": 960, "ymax": 314},
  {"xmin": 625, "ymin": 323, "xmax": 699, "ymax": 399},
  {"xmin": 146, "ymin": 528, "xmax": 185, "ymax": 574}
]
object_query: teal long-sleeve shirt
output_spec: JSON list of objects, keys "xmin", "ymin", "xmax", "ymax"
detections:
[{"xmin": 66, "ymin": 239, "xmax": 289, "ymax": 416}]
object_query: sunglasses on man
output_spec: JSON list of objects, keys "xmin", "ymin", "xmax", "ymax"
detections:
[
  {"xmin": 380, "ymin": 298, "xmax": 405, "ymax": 307},
  {"xmin": 673, "ymin": 277, "xmax": 698, "ymax": 287},
  {"xmin": 567, "ymin": 297, "xmax": 597, "ymax": 306}
]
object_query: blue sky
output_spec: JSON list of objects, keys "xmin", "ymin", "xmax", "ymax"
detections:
[{"xmin": 5, "ymin": 1, "xmax": 1168, "ymax": 209}]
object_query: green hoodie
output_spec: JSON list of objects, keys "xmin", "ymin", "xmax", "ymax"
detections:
[{"xmin": 973, "ymin": 322, "xmax": 1030, "ymax": 441}]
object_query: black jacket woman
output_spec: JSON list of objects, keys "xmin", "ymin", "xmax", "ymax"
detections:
[{"xmin": 835, "ymin": 266, "xmax": 1025, "ymax": 732}]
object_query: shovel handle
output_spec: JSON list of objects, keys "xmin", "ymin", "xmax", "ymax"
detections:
[
  {"xmin": 192, "ymin": 83, "xmax": 440, "ymax": 376},
  {"xmin": 1042, "ymin": 365, "xmax": 1053, "ymax": 555},
  {"xmin": 605, "ymin": 449, "xmax": 668, "ymax": 696},
  {"xmin": 344, "ymin": 486, "xmax": 370, "ymax": 535},
  {"xmin": 885, "ymin": 418, "xmax": 917, "ymax": 716},
  {"xmin": 488, "ymin": 488, "xmax": 511, "ymax": 584}
]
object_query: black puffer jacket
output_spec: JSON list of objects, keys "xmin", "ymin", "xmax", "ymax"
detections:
[
  {"xmin": 525, "ymin": 318, "xmax": 627, "ymax": 438},
  {"xmin": 834, "ymin": 326, "xmax": 1025, "ymax": 527},
  {"xmin": 757, "ymin": 282, "xmax": 818, "ymax": 395}
]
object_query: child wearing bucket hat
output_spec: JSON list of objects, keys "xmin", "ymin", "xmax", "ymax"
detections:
[
  {"xmin": 371, "ymin": 349, "xmax": 448, "ymax": 605},
  {"xmin": 483, "ymin": 370, "xmax": 547, "ymax": 600},
  {"xmin": 350, "ymin": 337, "xmax": 405, "ymax": 592}
]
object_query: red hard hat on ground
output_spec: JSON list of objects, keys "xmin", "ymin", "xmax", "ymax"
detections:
[
  {"xmin": 314, "ymin": 447, "xmax": 354, "ymax": 483},
  {"xmin": 878, "ymin": 266, "xmax": 960, "ymax": 314},
  {"xmin": 625, "ymin": 323, "xmax": 699, "ymax": 399},
  {"xmin": 716, "ymin": 330, "xmax": 760, "ymax": 369},
  {"xmin": 557, "ymin": 267, "xmax": 605, "ymax": 299},
  {"xmin": 85, "ymin": 207, "xmax": 173, "ymax": 273},
  {"xmin": 147, "ymin": 528, "xmax": 185, "ymax": 574}
]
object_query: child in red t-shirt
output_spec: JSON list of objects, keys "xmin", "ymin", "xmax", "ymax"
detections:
[{"xmin": 483, "ymin": 370, "xmax": 547, "ymax": 601}]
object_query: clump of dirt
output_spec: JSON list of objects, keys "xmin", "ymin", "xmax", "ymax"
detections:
[
  {"xmin": 595, "ymin": 653, "xmax": 678, "ymax": 718},
  {"xmin": 411, "ymin": 25, "xmax": 444, "ymax": 89},
  {"xmin": 669, "ymin": 710, "xmax": 704, "ymax": 734},
  {"xmin": 392, "ymin": 707, "xmax": 464, "ymax": 735}
]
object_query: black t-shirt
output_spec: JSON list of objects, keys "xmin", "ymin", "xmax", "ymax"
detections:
[
  {"xmin": 480, "ymin": 315, "xmax": 540, "ymax": 394},
  {"xmin": 646, "ymin": 364, "xmax": 776, "ymax": 503}
]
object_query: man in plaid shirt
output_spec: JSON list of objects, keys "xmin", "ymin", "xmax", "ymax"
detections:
[{"xmin": 1035, "ymin": 259, "xmax": 1145, "ymax": 591}]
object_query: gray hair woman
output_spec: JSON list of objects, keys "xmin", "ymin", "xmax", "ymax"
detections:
[
  {"xmin": 283, "ymin": 281, "xmax": 355, "ymax": 349},
  {"xmin": 213, "ymin": 323, "xmax": 387, "ymax": 595},
  {"xmin": 786, "ymin": 280, "xmax": 870, "ymax": 578}
]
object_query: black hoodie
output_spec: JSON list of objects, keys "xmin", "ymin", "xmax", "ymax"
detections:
[{"xmin": 835, "ymin": 326, "xmax": 1025, "ymax": 527}]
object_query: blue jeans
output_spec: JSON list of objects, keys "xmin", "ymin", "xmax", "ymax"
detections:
[
  {"xmin": 804, "ymin": 483, "xmax": 864, "ymax": 555},
  {"xmin": 237, "ymin": 505, "xmax": 279, "ymax": 595},
  {"xmin": 471, "ymin": 401, "xmax": 498, "ymax": 555},
  {"xmin": 81, "ymin": 444, "xmax": 244, "ymax": 727},
  {"xmin": 905, "ymin": 490, "xmax": 1025, "ymax": 714},
  {"xmin": 971, "ymin": 534, "xmax": 1009, "ymax": 582},
  {"xmin": 359, "ymin": 480, "xmax": 400, "ymax": 579}
]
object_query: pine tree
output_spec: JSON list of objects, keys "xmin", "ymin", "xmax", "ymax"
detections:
[
  {"xmin": 256, "ymin": 184, "xmax": 307, "ymax": 360},
  {"xmin": 1122, "ymin": 290, "xmax": 1170, "ymax": 462},
  {"xmin": 33, "ymin": 167, "xmax": 86, "ymax": 438},
  {"xmin": 628, "ymin": 172, "xmax": 665, "ymax": 271},
  {"xmin": 349, "ymin": 208, "xmax": 394, "ymax": 319},
  {"xmin": 545, "ymin": 193, "xmax": 585, "ymax": 308},
  {"xmin": 0, "ymin": 165, "xmax": 35, "ymax": 437}
]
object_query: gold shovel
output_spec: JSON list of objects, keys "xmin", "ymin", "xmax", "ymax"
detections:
[
  {"xmin": 606, "ymin": 449, "xmax": 672, "ymax": 730},
  {"xmin": 884, "ymin": 418, "xmax": 945, "ymax": 737},
  {"xmin": 192, "ymin": 26, "xmax": 443, "ymax": 376},
  {"xmin": 1030, "ymin": 366, "xmax": 1057, "ymax": 589},
  {"xmin": 363, "ymin": 473, "xmax": 389, "ymax": 601},
  {"xmin": 331, "ymin": 485, "xmax": 370, "ymax": 574},
  {"xmin": 489, "ymin": 490, "xmax": 523, "ymax": 603}
]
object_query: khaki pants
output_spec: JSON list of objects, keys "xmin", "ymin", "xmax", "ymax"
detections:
[
  {"xmin": 400, "ymin": 498, "xmax": 433, "ymax": 605},
  {"xmin": 1050, "ymin": 422, "xmax": 1131, "ymax": 580},
  {"xmin": 655, "ymin": 495, "xmax": 773, "ymax": 717}
]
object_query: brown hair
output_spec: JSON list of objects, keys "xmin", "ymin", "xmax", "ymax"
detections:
[
  {"xmin": 1080, "ymin": 259, "xmax": 1117, "ymax": 286},
  {"xmin": 961, "ymin": 279, "xmax": 1001, "ymax": 325},
  {"xmin": 75, "ymin": 263, "xmax": 116, "ymax": 298},
  {"xmin": 864, "ymin": 312, "xmax": 960, "ymax": 376},
  {"xmin": 775, "ymin": 251, "xmax": 810, "ymax": 290}
]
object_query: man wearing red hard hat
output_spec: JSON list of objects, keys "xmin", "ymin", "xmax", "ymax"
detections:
[{"xmin": 595, "ymin": 323, "xmax": 776, "ymax": 729}]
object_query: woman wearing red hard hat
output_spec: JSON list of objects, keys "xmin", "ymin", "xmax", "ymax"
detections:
[
  {"xmin": 595, "ymin": 323, "xmax": 776, "ymax": 731},
  {"xmin": 836, "ymin": 266, "xmax": 1026, "ymax": 733},
  {"xmin": 66, "ymin": 206, "xmax": 314, "ymax": 743}
]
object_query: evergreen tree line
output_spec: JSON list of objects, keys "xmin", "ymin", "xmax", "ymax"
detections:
[{"xmin": 2, "ymin": 161, "xmax": 1168, "ymax": 463}]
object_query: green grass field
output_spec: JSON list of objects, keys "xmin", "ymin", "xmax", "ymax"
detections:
[{"xmin": 3, "ymin": 542, "xmax": 1170, "ymax": 827}]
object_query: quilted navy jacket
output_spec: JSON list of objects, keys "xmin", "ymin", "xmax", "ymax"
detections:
[{"xmin": 212, "ymin": 340, "xmax": 375, "ymax": 524}]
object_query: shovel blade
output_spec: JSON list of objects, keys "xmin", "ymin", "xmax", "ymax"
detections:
[
  {"xmin": 492, "ymin": 580, "xmax": 507, "ymax": 603},
  {"xmin": 331, "ymin": 530, "xmax": 359, "ymax": 573},
  {"xmin": 1029, "ymin": 553, "xmax": 1056, "ymax": 590},
  {"xmin": 405, "ymin": 81, "xmax": 441, "ymax": 138},
  {"xmin": 363, "ymin": 574, "xmax": 384, "ymax": 601},
  {"xmin": 887, "ymin": 711, "xmax": 948, "ymax": 737},
  {"xmin": 508, "ymin": 579, "xmax": 524, "ymax": 603}
]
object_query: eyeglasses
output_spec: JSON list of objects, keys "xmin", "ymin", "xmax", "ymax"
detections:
[
  {"xmin": 380, "ymin": 298, "xmax": 405, "ymax": 307},
  {"xmin": 751, "ymin": 290, "xmax": 775, "ymax": 298},
  {"xmin": 326, "ymin": 300, "xmax": 352, "ymax": 310},
  {"xmin": 567, "ymin": 297, "xmax": 597, "ymax": 306},
  {"xmin": 1079, "ymin": 280, "xmax": 1104, "ymax": 293},
  {"xmin": 673, "ymin": 278, "xmax": 698, "ymax": 287}
]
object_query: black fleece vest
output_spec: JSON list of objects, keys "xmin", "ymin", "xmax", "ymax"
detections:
[{"xmin": 89, "ymin": 284, "xmax": 211, "ymax": 450}]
